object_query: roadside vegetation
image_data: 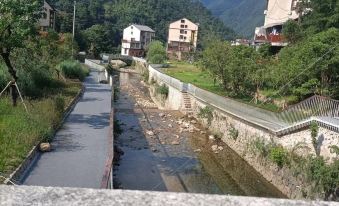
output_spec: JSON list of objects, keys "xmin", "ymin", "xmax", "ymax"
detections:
[
  {"xmin": 0, "ymin": 3, "xmax": 88, "ymax": 180},
  {"xmin": 166, "ymin": 1, "xmax": 339, "ymax": 112}
]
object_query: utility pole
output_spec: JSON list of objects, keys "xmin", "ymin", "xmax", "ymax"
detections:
[{"xmin": 72, "ymin": 0, "xmax": 76, "ymax": 58}]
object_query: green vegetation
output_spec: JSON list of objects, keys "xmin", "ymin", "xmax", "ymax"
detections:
[
  {"xmin": 0, "ymin": 82, "xmax": 81, "ymax": 176},
  {"xmin": 57, "ymin": 60, "xmax": 90, "ymax": 81},
  {"xmin": 155, "ymin": 84, "xmax": 169, "ymax": 98},
  {"xmin": 166, "ymin": 0, "xmax": 339, "ymax": 111},
  {"xmin": 250, "ymin": 137, "xmax": 339, "ymax": 200},
  {"xmin": 198, "ymin": 106, "xmax": 214, "ymax": 126},
  {"xmin": 48, "ymin": 0, "xmax": 235, "ymax": 54},
  {"xmin": 147, "ymin": 41, "xmax": 167, "ymax": 64},
  {"xmin": 165, "ymin": 61, "xmax": 224, "ymax": 95},
  {"xmin": 269, "ymin": 146, "xmax": 289, "ymax": 168},
  {"xmin": 228, "ymin": 125, "xmax": 239, "ymax": 141},
  {"xmin": 310, "ymin": 122, "xmax": 319, "ymax": 155},
  {"xmin": 165, "ymin": 61, "xmax": 280, "ymax": 111},
  {"xmin": 0, "ymin": 1, "xmax": 85, "ymax": 179}
]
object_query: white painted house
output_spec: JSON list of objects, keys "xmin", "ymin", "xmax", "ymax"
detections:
[
  {"xmin": 254, "ymin": 0, "xmax": 302, "ymax": 47},
  {"xmin": 121, "ymin": 24, "xmax": 155, "ymax": 57}
]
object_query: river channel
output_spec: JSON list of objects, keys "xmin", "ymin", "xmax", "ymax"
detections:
[{"xmin": 113, "ymin": 71, "xmax": 285, "ymax": 198}]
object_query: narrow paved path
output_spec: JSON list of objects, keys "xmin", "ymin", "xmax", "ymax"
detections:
[{"xmin": 23, "ymin": 70, "xmax": 112, "ymax": 188}]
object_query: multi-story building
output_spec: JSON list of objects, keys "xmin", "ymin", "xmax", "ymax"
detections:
[
  {"xmin": 39, "ymin": 1, "xmax": 56, "ymax": 31},
  {"xmin": 121, "ymin": 24, "xmax": 155, "ymax": 57},
  {"xmin": 254, "ymin": 0, "xmax": 301, "ymax": 48},
  {"xmin": 167, "ymin": 18, "xmax": 199, "ymax": 60}
]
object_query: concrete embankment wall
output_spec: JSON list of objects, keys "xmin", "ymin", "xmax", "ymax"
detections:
[{"xmin": 142, "ymin": 63, "xmax": 339, "ymax": 199}]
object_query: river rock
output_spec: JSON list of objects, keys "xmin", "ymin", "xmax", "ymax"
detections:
[
  {"xmin": 200, "ymin": 131, "xmax": 206, "ymax": 134},
  {"xmin": 179, "ymin": 128, "xmax": 184, "ymax": 133},
  {"xmin": 188, "ymin": 125, "xmax": 195, "ymax": 133},
  {"xmin": 159, "ymin": 113, "xmax": 166, "ymax": 118},
  {"xmin": 209, "ymin": 135, "xmax": 215, "ymax": 141},
  {"xmin": 218, "ymin": 146, "xmax": 224, "ymax": 151},
  {"xmin": 168, "ymin": 124, "xmax": 173, "ymax": 128},
  {"xmin": 40, "ymin": 143, "xmax": 51, "ymax": 152},
  {"xmin": 146, "ymin": 130, "xmax": 154, "ymax": 136},
  {"xmin": 183, "ymin": 122, "xmax": 190, "ymax": 128},
  {"xmin": 194, "ymin": 149, "xmax": 202, "ymax": 152},
  {"xmin": 191, "ymin": 120, "xmax": 197, "ymax": 124},
  {"xmin": 171, "ymin": 140, "xmax": 180, "ymax": 145},
  {"xmin": 211, "ymin": 145, "xmax": 218, "ymax": 152}
]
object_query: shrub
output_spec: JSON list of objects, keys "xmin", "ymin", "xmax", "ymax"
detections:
[
  {"xmin": 251, "ymin": 137, "xmax": 269, "ymax": 158},
  {"xmin": 198, "ymin": 106, "xmax": 214, "ymax": 126},
  {"xmin": 310, "ymin": 122, "xmax": 319, "ymax": 155},
  {"xmin": 228, "ymin": 125, "xmax": 239, "ymax": 140},
  {"xmin": 304, "ymin": 157, "xmax": 339, "ymax": 199},
  {"xmin": 142, "ymin": 69, "xmax": 149, "ymax": 83},
  {"xmin": 58, "ymin": 60, "xmax": 88, "ymax": 81},
  {"xmin": 269, "ymin": 146, "xmax": 288, "ymax": 168},
  {"xmin": 17, "ymin": 64, "xmax": 54, "ymax": 98},
  {"xmin": 156, "ymin": 84, "xmax": 169, "ymax": 97}
]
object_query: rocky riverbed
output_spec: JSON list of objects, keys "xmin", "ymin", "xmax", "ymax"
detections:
[{"xmin": 113, "ymin": 71, "xmax": 285, "ymax": 197}]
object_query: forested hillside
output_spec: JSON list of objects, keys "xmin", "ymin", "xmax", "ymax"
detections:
[
  {"xmin": 49, "ymin": 0, "xmax": 235, "ymax": 55},
  {"xmin": 200, "ymin": 0, "xmax": 266, "ymax": 38}
]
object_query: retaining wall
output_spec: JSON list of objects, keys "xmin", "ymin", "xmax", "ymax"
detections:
[{"xmin": 144, "ymin": 63, "xmax": 339, "ymax": 199}]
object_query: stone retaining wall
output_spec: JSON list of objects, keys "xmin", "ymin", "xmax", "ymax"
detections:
[{"xmin": 143, "ymin": 63, "xmax": 339, "ymax": 199}]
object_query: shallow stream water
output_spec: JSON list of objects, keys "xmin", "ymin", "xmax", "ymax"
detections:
[{"xmin": 113, "ymin": 72, "xmax": 285, "ymax": 198}]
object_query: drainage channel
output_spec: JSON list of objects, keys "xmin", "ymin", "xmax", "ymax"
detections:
[{"xmin": 113, "ymin": 71, "xmax": 286, "ymax": 198}]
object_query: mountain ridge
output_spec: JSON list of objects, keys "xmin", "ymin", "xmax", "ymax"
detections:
[{"xmin": 200, "ymin": 0, "xmax": 266, "ymax": 38}]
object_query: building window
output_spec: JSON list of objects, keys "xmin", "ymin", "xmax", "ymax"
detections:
[
  {"xmin": 184, "ymin": 37, "xmax": 187, "ymax": 40},
  {"xmin": 185, "ymin": 25, "xmax": 188, "ymax": 28},
  {"xmin": 180, "ymin": 30, "xmax": 185, "ymax": 34},
  {"xmin": 181, "ymin": 19, "xmax": 185, "ymax": 23},
  {"xmin": 180, "ymin": 25, "xmax": 185, "ymax": 28},
  {"xmin": 42, "ymin": 12, "xmax": 47, "ymax": 19},
  {"xmin": 179, "ymin": 35, "xmax": 184, "ymax": 40},
  {"xmin": 184, "ymin": 31, "xmax": 188, "ymax": 34}
]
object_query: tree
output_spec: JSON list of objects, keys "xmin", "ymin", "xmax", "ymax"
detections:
[
  {"xmin": 199, "ymin": 40, "xmax": 231, "ymax": 90},
  {"xmin": 283, "ymin": 20, "xmax": 303, "ymax": 44},
  {"xmin": 146, "ymin": 41, "xmax": 167, "ymax": 64},
  {"xmin": 0, "ymin": 0, "xmax": 41, "ymax": 106},
  {"xmin": 82, "ymin": 24, "xmax": 114, "ymax": 57},
  {"xmin": 200, "ymin": 40, "xmax": 259, "ymax": 96}
]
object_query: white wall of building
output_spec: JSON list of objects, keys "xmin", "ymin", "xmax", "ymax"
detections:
[
  {"xmin": 123, "ymin": 25, "xmax": 142, "ymax": 42},
  {"xmin": 264, "ymin": 0, "xmax": 299, "ymax": 26},
  {"xmin": 168, "ymin": 18, "xmax": 199, "ymax": 47}
]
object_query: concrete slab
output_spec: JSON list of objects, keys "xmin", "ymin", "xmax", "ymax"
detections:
[{"xmin": 23, "ymin": 71, "xmax": 112, "ymax": 188}]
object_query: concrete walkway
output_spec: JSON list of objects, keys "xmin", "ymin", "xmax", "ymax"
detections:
[{"xmin": 23, "ymin": 71, "xmax": 112, "ymax": 188}]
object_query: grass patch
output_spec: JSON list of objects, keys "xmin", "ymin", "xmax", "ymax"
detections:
[
  {"xmin": 0, "ymin": 81, "xmax": 81, "ymax": 179},
  {"xmin": 164, "ymin": 61, "xmax": 282, "ymax": 112}
]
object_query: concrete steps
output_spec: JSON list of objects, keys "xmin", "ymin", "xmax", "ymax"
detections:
[{"xmin": 182, "ymin": 92, "xmax": 193, "ymax": 115}]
